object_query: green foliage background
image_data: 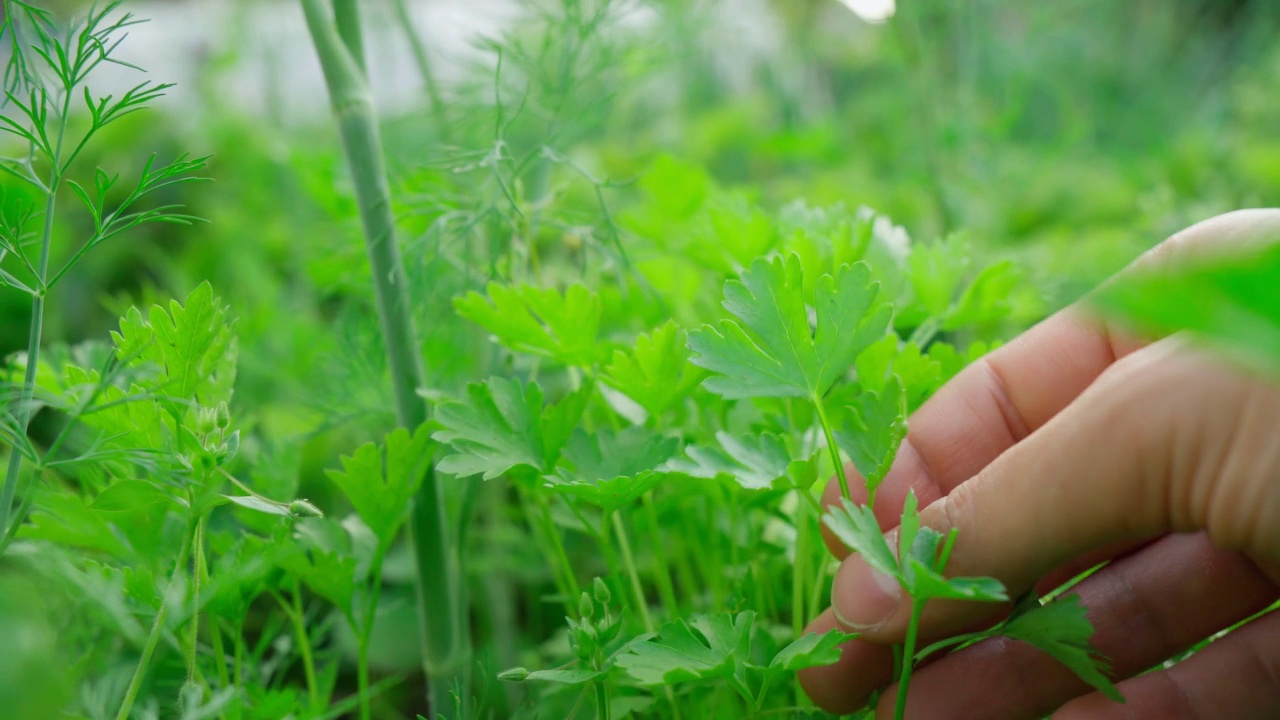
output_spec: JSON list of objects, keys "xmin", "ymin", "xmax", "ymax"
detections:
[{"xmin": 1, "ymin": 0, "xmax": 1278, "ymax": 718}]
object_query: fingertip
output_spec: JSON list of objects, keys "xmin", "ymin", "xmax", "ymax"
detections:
[
  {"xmin": 797, "ymin": 609, "xmax": 895, "ymax": 715},
  {"xmin": 831, "ymin": 552, "xmax": 908, "ymax": 640}
]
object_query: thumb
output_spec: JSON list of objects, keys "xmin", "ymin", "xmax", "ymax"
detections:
[{"xmin": 830, "ymin": 338, "xmax": 1280, "ymax": 643}]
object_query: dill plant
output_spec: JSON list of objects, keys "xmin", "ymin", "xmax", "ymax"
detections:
[{"xmin": 0, "ymin": 0, "xmax": 205, "ymax": 554}]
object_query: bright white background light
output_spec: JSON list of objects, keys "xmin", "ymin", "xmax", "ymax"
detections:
[{"xmin": 837, "ymin": 0, "xmax": 897, "ymax": 24}]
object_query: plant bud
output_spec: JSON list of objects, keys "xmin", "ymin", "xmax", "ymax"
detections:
[
  {"xmin": 593, "ymin": 577, "xmax": 611, "ymax": 606},
  {"xmin": 196, "ymin": 406, "xmax": 217, "ymax": 435},
  {"xmin": 289, "ymin": 499, "xmax": 324, "ymax": 517},
  {"xmin": 578, "ymin": 591, "xmax": 594, "ymax": 619},
  {"xmin": 215, "ymin": 401, "xmax": 231, "ymax": 429}
]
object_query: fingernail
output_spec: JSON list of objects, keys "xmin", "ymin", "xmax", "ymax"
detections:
[{"xmin": 831, "ymin": 554, "xmax": 901, "ymax": 632}]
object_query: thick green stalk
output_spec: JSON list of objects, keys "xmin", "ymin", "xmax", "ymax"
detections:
[{"xmin": 299, "ymin": 2, "xmax": 467, "ymax": 715}]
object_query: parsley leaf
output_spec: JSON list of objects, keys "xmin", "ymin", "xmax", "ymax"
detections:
[
  {"xmin": 433, "ymin": 378, "xmax": 547, "ymax": 480},
  {"xmin": 615, "ymin": 611, "xmax": 754, "ymax": 699},
  {"xmin": 546, "ymin": 427, "xmax": 678, "ymax": 510},
  {"xmin": 665, "ymin": 431, "xmax": 793, "ymax": 491},
  {"xmin": 454, "ymin": 283, "xmax": 603, "ymax": 367},
  {"xmin": 822, "ymin": 497, "xmax": 898, "ymax": 578},
  {"xmin": 326, "ymin": 424, "xmax": 433, "ymax": 548},
  {"xmin": 765, "ymin": 629, "xmax": 856, "ymax": 672},
  {"xmin": 834, "ymin": 375, "xmax": 907, "ymax": 492},
  {"xmin": 999, "ymin": 594, "xmax": 1122, "ymax": 702},
  {"xmin": 111, "ymin": 281, "xmax": 237, "ymax": 407},
  {"xmin": 602, "ymin": 322, "xmax": 704, "ymax": 420},
  {"xmin": 688, "ymin": 254, "xmax": 890, "ymax": 400}
]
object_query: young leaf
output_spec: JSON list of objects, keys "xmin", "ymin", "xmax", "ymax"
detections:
[
  {"xmin": 326, "ymin": 424, "xmax": 433, "ymax": 547},
  {"xmin": 601, "ymin": 322, "xmax": 703, "ymax": 420},
  {"xmin": 944, "ymin": 260, "xmax": 1020, "ymax": 329},
  {"xmin": 688, "ymin": 254, "xmax": 891, "ymax": 399},
  {"xmin": 433, "ymin": 378, "xmax": 546, "ymax": 479},
  {"xmin": 110, "ymin": 281, "xmax": 238, "ymax": 406},
  {"xmin": 834, "ymin": 375, "xmax": 907, "ymax": 492},
  {"xmin": 545, "ymin": 427, "xmax": 678, "ymax": 509},
  {"xmin": 222, "ymin": 494, "xmax": 291, "ymax": 518},
  {"xmin": 664, "ymin": 432, "xmax": 792, "ymax": 491},
  {"xmin": 904, "ymin": 559, "xmax": 1008, "ymax": 603},
  {"xmin": 558, "ymin": 427, "xmax": 678, "ymax": 483},
  {"xmin": 498, "ymin": 665, "xmax": 605, "ymax": 685},
  {"xmin": 855, "ymin": 334, "xmax": 941, "ymax": 411},
  {"xmin": 276, "ymin": 545, "xmax": 355, "ymax": 615},
  {"xmin": 765, "ymin": 628, "xmax": 857, "ymax": 673},
  {"xmin": 999, "ymin": 595, "xmax": 1122, "ymax": 702},
  {"xmin": 91, "ymin": 479, "xmax": 170, "ymax": 513},
  {"xmin": 454, "ymin": 283, "xmax": 603, "ymax": 367},
  {"xmin": 615, "ymin": 611, "xmax": 754, "ymax": 690},
  {"xmin": 822, "ymin": 498, "xmax": 899, "ymax": 579},
  {"xmin": 906, "ymin": 234, "xmax": 971, "ymax": 319}
]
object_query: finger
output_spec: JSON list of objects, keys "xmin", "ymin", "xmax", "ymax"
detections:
[
  {"xmin": 820, "ymin": 208, "xmax": 1280, "ymax": 558},
  {"xmin": 1053, "ymin": 607, "xmax": 1280, "ymax": 720},
  {"xmin": 795, "ymin": 608, "xmax": 895, "ymax": 715},
  {"xmin": 834, "ymin": 339, "xmax": 1280, "ymax": 642},
  {"xmin": 869, "ymin": 533, "xmax": 1279, "ymax": 719},
  {"xmin": 819, "ymin": 305, "xmax": 1136, "ymax": 558}
]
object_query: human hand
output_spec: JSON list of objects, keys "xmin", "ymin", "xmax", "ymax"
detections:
[{"xmin": 799, "ymin": 209, "xmax": 1280, "ymax": 719}]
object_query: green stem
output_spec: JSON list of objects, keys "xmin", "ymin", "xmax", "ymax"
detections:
[
  {"xmin": 517, "ymin": 487, "xmax": 576, "ymax": 613},
  {"xmin": 333, "ymin": 0, "xmax": 365, "ymax": 72},
  {"xmin": 233, "ymin": 619, "xmax": 244, "ymax": 694},
  {"xmin": 272, "ymin": 585, "xmax": 319, "ymax": 710},
  {"xmin": 300, "ymin": 2, "xmax": 467, "ymax": 715},
  {"xmin": 792, "ymin": 499, "xmax": 808, "ymax": 639},
  {"xmin": 812, "ymin": 395, "xmax": 851, "ymax": 499},
  {"xmin": 593, "ymin": 680, "xmax": 611, "ymax": 720},
  {"xmin": 0, "ymin": 67, "xmax": 73, "ymax": 548},
  {"xmin": 641, "ymin": 493, "xmax": 679, "ymax": 616},
  {"xmin": 538, "ymin": 492, "xmax": 581, "ymax": 604},
  {"xmin": 895, "ymin": 599, "xmax": 926, "ymax": 720},
  {"xmin": 209, "ymin": 617, "xmax": 231, "ymax": 719},
  {"xmin": 357, "ymin": 551, "xmax": 387, "ymax": 720},
  {"xmin": 610, "ymin": 512, "xmax": 652, "ymax": 633},
  {"xmin": 186, "ymin": 515, "xmax": 206, "ymax": 685},
  {"xmin": 117, "ymin": 523, "xmax": 196, "ymax": 720},
  {"xmin": 390, "ymin": 0, "xmax": 449, "ymax": 137}
]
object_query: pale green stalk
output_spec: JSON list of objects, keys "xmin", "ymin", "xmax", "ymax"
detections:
[{"xmin": 299, "ymin": 2, "xmax": 467, "ymax": 715}]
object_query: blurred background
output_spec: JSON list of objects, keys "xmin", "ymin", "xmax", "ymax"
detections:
[
  {"xmin": 2, "ymin": 0, "xmax": 1279, "ymax": 715},
  {"xmin": 6, "ymin": 0, "xmax": 1279, "ymax": 361}
]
